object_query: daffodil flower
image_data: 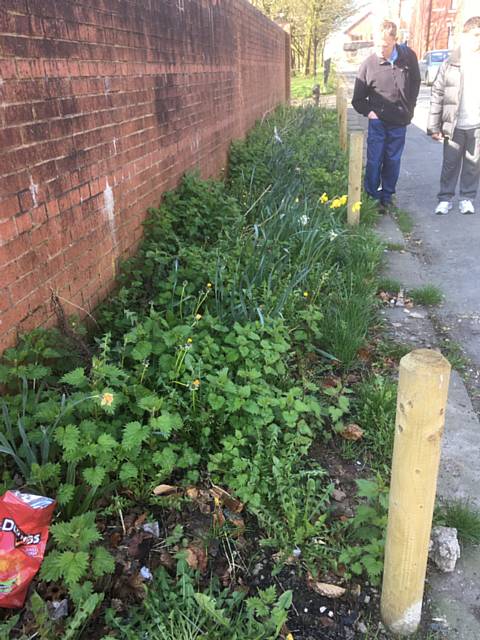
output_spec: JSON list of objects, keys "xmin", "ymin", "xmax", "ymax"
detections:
[
  {"xmin": 300, "ymin": 214, "xmax": 309, "ymax": 226},
  {"xmin": 195, "ymin": 313, "xmax": 202, "ymax": 321},
  {"xmin": 330, "ymin": 198, "xmax": 342, "ymax": 209},
  {"xmin": 352, "ymin": 201, "xmax": 362, "ymax": 213},
  {"xmin": 190, "ymin": 379, "xmax": 201, "ymax": 390},
  {"xmin": 303, "ymin": 291, "xmax": 309, "ymax": 298},
  {"xmin": 320, "ymin": 192, "xmax": 328, "ymax": 204},
  {"xmin": 339, "ymin": 194, "xmax": 348, "ymax": 206}
]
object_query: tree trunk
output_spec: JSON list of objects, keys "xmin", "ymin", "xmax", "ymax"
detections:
[{"xmin": 304, "ymin": 34, "xmax": 312, "ymax": 75}]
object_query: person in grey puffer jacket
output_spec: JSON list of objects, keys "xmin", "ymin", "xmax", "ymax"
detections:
[{"xmin": 427, "ymin": 16, "xmax": 480, "ymax": 215}]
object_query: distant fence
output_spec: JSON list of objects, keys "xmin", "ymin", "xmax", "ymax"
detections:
[{"xmin": 0, "ymin": 0, "xmax": 290, "ymax": 352}]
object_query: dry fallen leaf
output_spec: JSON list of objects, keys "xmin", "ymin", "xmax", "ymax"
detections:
[
  {"xmin": 185, "ymin": 543, "xmax": 208, "ymax": 573},
  {"xmin": 309, "ymin": 580, "xmax": 346, "ymax": 598},
  {"xmin": 210, "ymin": 485, "xmax": 244, "ymax": 513},
  {"xmin": 340, "ymin": 423, "xmax": 364, "ymax": 441},
  {"xmin": 152, "ymin": 484, "xmax": 180, "ymax": 496}
]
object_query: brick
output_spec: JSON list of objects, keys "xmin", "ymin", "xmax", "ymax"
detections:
[
  {"xmin": 0, "ymin": 218, "xmax": 17, "ymax": 246},
  {"xmin": 46, "ymin": 199, "xmax": 60, "ymax": 218},
  {"xmin": 18, "ymin": 190, "xmax": 34, "ymax": 212},
  {"xmin": 0, "ymin": 196, "xmax": 20, "ymax": 221}
]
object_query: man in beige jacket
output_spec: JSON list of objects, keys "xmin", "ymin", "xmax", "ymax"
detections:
[{"xmin": 427, "ymin": 16, "xmax": 480, "ymax": 215}]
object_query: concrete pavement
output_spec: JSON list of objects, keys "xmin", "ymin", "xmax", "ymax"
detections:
[{"xmin": 380, "ymin": 84, "xmax": 480, "ymax": 639}]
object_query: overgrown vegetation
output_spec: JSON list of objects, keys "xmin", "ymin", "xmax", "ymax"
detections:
[{"xmin": 0, "ymin": 106, "xmax": 406, "ymax": 638}]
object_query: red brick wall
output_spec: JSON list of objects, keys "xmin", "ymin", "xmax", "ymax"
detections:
[
  {"xmin": 410, "ymin": 0, "xmax": 457, "ymax": 58},
  {"xmin": 0, "ymin": 0, "xmax": 289, "ymax": 353}
]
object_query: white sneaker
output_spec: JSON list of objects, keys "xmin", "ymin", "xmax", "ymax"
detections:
[
  {"xmin": 459, "ymin": 199, "xmax": 475, "ymax": 214},
  {"xmin": 435, "ymin": 201, "xmax": 452, "ymax": 215}
]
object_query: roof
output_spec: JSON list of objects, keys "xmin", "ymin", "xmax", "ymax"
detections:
[{"xmin": 344, "ymin": 11, "xmax": 373, "ymax": 35}]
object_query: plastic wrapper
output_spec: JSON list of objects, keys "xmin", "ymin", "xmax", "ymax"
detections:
[{"xmin": 0, "ymin": 490, "xmax": 56, "ymax": 608}]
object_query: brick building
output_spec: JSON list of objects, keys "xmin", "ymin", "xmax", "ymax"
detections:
[{"xmin": 410, "ymin": 0, "xmax": 458, "ymax": 58}]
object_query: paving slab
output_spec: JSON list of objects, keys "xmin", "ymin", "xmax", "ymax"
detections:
[{"xmin": 376, "ymin": 90, "xmax": 480, "ymax": 637}]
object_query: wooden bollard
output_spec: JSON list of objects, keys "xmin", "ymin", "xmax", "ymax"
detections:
[
  {"xmin": 381, "ymin": 349, "xmax": 451, "ymax": 636},
  {"xmin": 336, "ymin": 82, "xmax": 345, "ymax": 119},
  {"xmin": 347, "ymin": 130, "xmax": 364, "ymax": 225}
]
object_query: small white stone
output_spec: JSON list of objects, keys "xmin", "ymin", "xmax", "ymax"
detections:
[
  {"xmin": 328, "ymin": 610, "xmax": 334, "ymax": 618},
  {"xmin": 320, "ymin": 606, "xmax": 327, "ymax": 613},
  {"xmin": 140, "ymin": 566, "xmax": 153, "ymax": 581},
  {"xmin": 304, "ymin": 607, "xmax": 309, "ymax": 613}
]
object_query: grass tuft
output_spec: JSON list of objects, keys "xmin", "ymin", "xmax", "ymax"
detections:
[
  {"xmin": 377, "ymin": 277, "xmax": 402, "ymax": 295},
  {"xmin": 392, "ymin": 208, "xmax": 414, "ymax": 234},
  {"xmin": 408, "ymin": 284, "xmax": 443, "ymax": 306},
  {"xmin": 385, "ymin": 241, "xmax": 405, "ymax": 251},
  {"xmin": 435, "ymin": 500, "xmax": 480, "ymax": 544}
]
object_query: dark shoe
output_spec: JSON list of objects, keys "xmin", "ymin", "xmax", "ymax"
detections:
[{"xmin": 379, "ymin": 200, "xmax": 393, "ymax": 214}]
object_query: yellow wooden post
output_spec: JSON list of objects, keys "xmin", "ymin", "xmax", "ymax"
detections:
[
  {"xmin": 381, "ymin": 349, "xmax": 451, "ymax": 636},
  {"xmin": 347, "ymin": 130, "xmax": 364, "ymax": 225}
]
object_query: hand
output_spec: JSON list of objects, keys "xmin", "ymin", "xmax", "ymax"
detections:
[
  {"xmin": 368, "ymin": 111, "xmax": 379, "ymax": 119},
  {"xmin": 431, "ymin": 132, "xmax": 443, "ymax": 141}
]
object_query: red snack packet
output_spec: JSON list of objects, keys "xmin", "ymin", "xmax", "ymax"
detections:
[{"xmin": 0, "ymin": 490, "xmax": 56, "ymax": 608}]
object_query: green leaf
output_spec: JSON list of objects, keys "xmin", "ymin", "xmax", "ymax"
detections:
[
  {"xmin": 51, "ymin": 512, "xmax": 101, "ymax": 551},
  {"xmin": 97, "ymin": 433, "xmax": 118, "ymax": 451},
  {"xmin": 83, "ymin": 466, "xmax": 107, "ymax": 489},
  {"xmin": 131, "ymin": 341, "xmax": 152, "ymax": 361},
  {"xmin": 67, "ymin": 581, "xmax": 94, "ymax": 607},
  {"xmin": 150, "ymin": 412, "xmax": 182, "ymax": 438},
  {"xmin": 208, "ymin": 393, "xmax": 225, "ymax": 411},
  {"xmin": 119, "ymin": 461, "xmax": 138, "ymax": 482},
  {"xmin": 122, "ymin": 422, "xmax": 150, "ymax": 450},
  {"xmin": 57, "ymin": 484, "xmax": 75, "ymax": 506},
  {"xmin": 57, "ymin": 424, "xmax": 81, "ymax": 453},
  {"xmin": 61, "ymin": 368, "xmax": 88, "ymax": 388},
  {"xmin": 138, "ymin": 394, "xmax": 163, "ymax": 413},
  {"xmin": 40, "ymin": 550, "xmax": 64, "ymax": 582},
  {"xmin": 62, "ymin": 551, "xmax": 89, "ymax": 586},
  {"xmin": 194, "ymin": 593, "xmax": 230, "ymax": 627},
  {"xmin": 91, "ymin": 546, "xmax": 115, "ymax": 578}
]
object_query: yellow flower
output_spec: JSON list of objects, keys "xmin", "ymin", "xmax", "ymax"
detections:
[
  {"xmin": 319, "ymin": 192, "xmax": 328, "ymax": 204},
  {"xmin": 195, "ymin": 313, "xmax": 202, "ymax": 321},
  {"xmin": 303, "ymin": 291, "xmax": 309, "ymax": 298},
  {"xmin": 187, "ymin": 337, "xmax": 193, "ymax": 344},
  {"xmin": 339, "ymin": 194, "xmax": 348, "ymax": 206},
  {"xmin": 207, "ymin": 282, "xmax": 212, "ymax": 289},
  {"xmin": 191, "ymin": 379, "xmax": 201, "ymax": 390},
  {"xmin": 100, "ymin": 392, "xmax": 114, "ymax": 407},
  {"xmin": 352, "ymin": 201, "xmax": 362, "ymax": 213},
  {"xmin": 330, "ymin": 198, "xmax": 342, "ymax": 209},
  {"xmin": 286, "ymin": 634, "xmax": 295, "ymax": 640}
]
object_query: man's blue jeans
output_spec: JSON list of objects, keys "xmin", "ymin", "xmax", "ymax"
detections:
[{"xmin": 365, "ymin": 119, "xmax": 407, "ymax": 204}]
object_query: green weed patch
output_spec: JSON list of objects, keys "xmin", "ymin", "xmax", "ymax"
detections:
[{"xmin": 1, "ymin": 106, "xmax": 392, "ymax": 639}]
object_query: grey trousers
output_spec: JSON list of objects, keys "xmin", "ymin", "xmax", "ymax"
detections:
[{"xmin": 438, "ymin": 126, "xmax": 480, "ymax": 201}]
